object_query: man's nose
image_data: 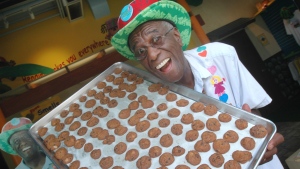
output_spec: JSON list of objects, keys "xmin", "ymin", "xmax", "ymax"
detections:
[{"xmin": 147, "ymin": 46, "xmax": 160, "ymax": 61}]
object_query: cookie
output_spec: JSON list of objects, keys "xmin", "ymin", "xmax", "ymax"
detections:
[
  {"xmin": 203, "ymin": 104, "xmax": 218, "ymax": 116},
  {"xmin": 191, "ymin": 120, "xmax": 205, "ymax": 130},
  {"xmin": 114, "ymin": 125, "xmax": 128, "ymax": 136},
  {"xmin": 93, "ymin": 107, "xmax": 109, "ymax": 118},
  {"xmin": 87, "ymin": 89, "xmax": 96, "ymax": 97},
  {"xmin": 119, "ymin": 108, "xmax": 131, "ymax": 119},
  {"xmin": 126, "ymin": 84, "xmax": 137, "ymax": 92},
  {"xmin": 190, "ymin": 102, "xmax": 205, "ymax": 112},
  {"xmin": 232, "ymin": 150, "xmax": 252, "ymax": 164},
  {"xmin": 107, "ymin": 118, "xmax": 121, "ymax": 129},
  {"xmin": 69, "ymin": 103, "xmax": 80, "ymax": 112},
  {"xmin": 118, "ymin": 83, "xmax": 128, "ymax": 90},
  {"xmin": 46, "ymin": 138, "xmax": 60, "ymax": 151},
  {"xmin": 84, "ymin": 143, "xmax": 93, "ymax": 152},
  {"xmin": 54, "ymin": 123, "xmax": 65, "ymax": 132},
  {"xmin": 172, "ymin": 146, "xmax": 185, "ymax": 156},
  {"xmin": 62, "ymin": 153, "xmax": 74, "ymax": 164},
  {"xmin": 85, "ymin": 99, "xmax": 96, "ymax": 108},
  {"xmin": 134, "ymin": 77, "xmax": 144, "ymax": 84},
  {"xmin": 235, "ymin": 119, "xmax": 248, "ymax": 130},
  {"xmin": 43, "ymin": 134, "xmax": 55, "ymax": 145},
  {"xmin": 125, "ymin": 149, "xmax": 139, "ymax": 161},
  {"xmin": 149, "ymin": 146, "xmax": 162, "ymax": 158},
  {"xmin": 99, "ymin": 156, "xmax": 113, "ymax": 169},
  {"xmin": 55, "ymin": 147, "xmax": 68, "ymax": 160},
  {"xmin": 127, "ymin": 73, "xmax": 137, "ymax": 81},
  {"xmin": 114, "ymin": 142, "xmax": 127, "ymax": 154},
  {"xmin": 79, "ymin": 95, "xmax": 87, "ymax": 102},
  {"xmin": 159, "ymin": 153, "xmax": 174, "ymax": 166},
  {"xmin": 113, "ymin": 77, "xmax": 124, "ymax": 85},
  {"xmin": 128, "ymin": 115, "xmax": 140, "ymax": 126},
  {"xmin": 250, "ymin": 125, "xmax": 268, "ymax": 138},
  {"xmin": 74, "ymin": 138, "xmax": 86, "ymax": 149},
  {"xmin": 128, "ymin": 101, "xmax": 139, "ymax": 110},
  {"xmin": 108, "ymin": 99, "xmax": 118, "ymax": 108},
  {"xmin": 148, "ymin": 83, "xmax": 162, "ymax": 92},
  {"xmin": 147, "ymin": 112, "xmax": 158, "ymax": 120},
  {"xmin": 171, "ymin": 124, "xmax": 183, "ymax": 135},
  {"xmin": 168, "ymin": 108, "xmax": 180, "ymax": 117},
  {"xmin": 114, "ymin": 68, "xmax": 122, "ymax": 74},
  {"xmin": 103, "ymin": 135, "xmax": 115, "ymax": 145},
  {"xmin": 223, "ymin": 130, "xmax": 239, "ymax": 143},
  {"xmin": 64, "ymin": 116, "xmax": 74, "ymax": 125},
  {"xmin": 112, "ymin": 166, "xmax": 124, "ymax": 169},
  {"xmin": 126, "ymin": 131, "xmax": 137, "ymax": 142},
  {"xmin": 95, "ymin": 91, "xmax": 105, "ymax": 100},
  {"xmin": 185, "ymin": 130, "xmax": 199, "ymax": 142},
  {"xmin": 240, "ymin": 137, "xmax": 256, "ymax": 150},
  {"xmin": 201, "ymin": 131, "xmax": 217, "ymax": 143},
  {"xmin": 38, "ymin": 127, "xmax": 48, "ymax": 137},
  {"xmin": 176, "ymin": 99, "xmax": 189, "ymax": 107},
  {"xmin": 87, "ymin": 116, "xmax": 99, "ymax": 127},
  {"xmin": 139, "ymin": 138, "xmax": 151, "ymax": 149},
  {"xmin": 185, "ymin": 150, "xmax": 201, "ymax": 166},
  {"xmin": 64, "ymin": 135, "xmax": 76, "ymax": 147},
  {"xmin": 97, "ymin": 81, "xmax": 106, "ymax": 89},
  {"xmin": 136, "ymin": 120, "xmax": 150, "ymax": 132},
  {"xmin": 58, "ymin": 131, "xmax": 70, "ymax": 141},
  {"xmin": 166, "ymin": 93, "xmax": 177, "ymax": 102},
  {"xmin": 90, "ymin": 127, "xmax": 102, "ymax": 138},
  {"xmin": 160, "ymin": 134, "xmax": 173, "ymax": 147},
  {"xmin": 136, "ymin": 156, "xmax": 151, "ymax": 169},
  {"xmin": 218, "ymin": 113, "xmax": 232, "ymax": 122},
  {"xmin": 127, "ymin": 93, "xmax": 137, "ymax": 100},
  {"xmin": 69, "ymin": 160, "xmax": 80, "ymax": 169},
  {"xmin": 209, "ymin": 153, "xmax": 224, "ymax": 168},
  {"xmin": 106, "ymin": 74, "xmax": 115, "ymax": 82},
  {"xmin": 103, "ymin": 86, "xmax": 113, "ymax": 93},
  {"xmin": 138, "ymin": 95, "xmax": 148, "ymax": 103},
  {"xmin": 71, "ymin": 109, "xmax": 83, "ymax": 117},
  {"xmin": 158, "ymin": 118, "xmax": 170, "ymax": 127},
  {"xmin": 197, "ymin": 164, "xmax": 211, "ymax": 169},
  {"xmin": 157, "ymin": 103, "xmax": 168, "ymax": 112},
  {"xmin": 158, "ymin": 86, "xmax": 169, "ymax": 95},
  {"xmin": 135, "ymin": 109, "xmax": 146, "ymax": 118},
  {"xmin": 117, "ymin": 90, "xmax": 126, "ymax": 98},
  {"xmin": 213, "ymin": 139, "xmax": 230, "ymax": 154},
  {"xmin": 91, "ymin": 149, "xmax": 101, "ymax": 159},
  {"xmin": 194, "ymin": 140, "xmax": 211, "ymax": 152},
  {"xmin": 51, "ymin": 118, "xmax": 60, "ymax": 126},
  {"xmin": 206, "ymin": 118, "xmax": 221, "ymax": 131},
  {"xmin": 60, "ymin": 110, "xmax": 69, "ymax": 118},
  {"xmin": 98, "ymin": 129, "xmax": 109, "ymax": 140},
  {"xmin": 224, "ymin": 160, "xmax": 241, "ymax": 169},
  {"xmin": 181, "ymin": 113, "xmax": 194, "ymax": 124},
  {"xmin": 81, "ymin": 111, "xmax": 92, "ymax": 121},
  {"xmin": 141, "ymin": 100, "xmax": 154, "ymax": 109},
  {"xmin": 148, "ymin": 127, "xmax": 161, "ymax": 138},
  {"xmin": 69, "ymin": 121, "xmax": 81, "ymax": 131}
]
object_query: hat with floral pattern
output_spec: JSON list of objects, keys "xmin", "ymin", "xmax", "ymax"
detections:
[
  {"xmin": 0, "ymin": 117, "xmax": 32, "ymax": 155},
  {"xmin": 111, "ymin": 0, "xmax": 191, "ymax": 60}
]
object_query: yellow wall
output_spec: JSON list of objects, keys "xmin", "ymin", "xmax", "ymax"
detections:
[{"xmin": 0, "ymin": 0, "xmax": 131, "ymax": 90}]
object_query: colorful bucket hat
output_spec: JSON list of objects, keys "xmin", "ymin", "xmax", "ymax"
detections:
[
  {"xmin": 0, "ymin": 117, "xmax": 32, "ymax": 155},
  {"xmin": 111, "ymin": 0, "xmax": 191, "ymax": 60}
]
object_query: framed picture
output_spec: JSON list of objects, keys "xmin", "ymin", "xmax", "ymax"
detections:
[{"xmin": 257, "ymin": 33, "xmax": 269, "ymax": 46}]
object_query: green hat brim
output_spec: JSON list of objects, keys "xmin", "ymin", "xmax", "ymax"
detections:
[
  {"xmin": 111, "ymin": 0, "xmax": 191, "ymax": 60},
  {"xmin": 0, "ymin": 123, "xmax": 32, "ymax": 155}
]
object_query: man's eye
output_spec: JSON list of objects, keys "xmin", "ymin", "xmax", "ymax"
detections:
[
  {"xmin": 153, "ymin": 36, "xmax": 162, "ymax": 44},
  {"xmin": 138, "ymin": 48, "xmax": 146, "ymax": 55}
]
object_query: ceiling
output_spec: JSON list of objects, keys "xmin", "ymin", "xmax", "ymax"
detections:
[{"xmin": 0, "ymin": 0, "xmax": 64, "ymax": 30}]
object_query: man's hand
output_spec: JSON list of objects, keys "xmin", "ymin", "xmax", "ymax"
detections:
[{"xmin": 242, "ymin": 104, "xmax": 284, "ymax": 165}]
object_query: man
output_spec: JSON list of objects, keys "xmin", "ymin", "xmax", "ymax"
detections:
[
  {"xmin": 0, "ymin": 117, "xmax": 54, "ymax": 169},
  {"xmin": 111, "ymin": 0, "xmax": 284, "ymax": 168}
]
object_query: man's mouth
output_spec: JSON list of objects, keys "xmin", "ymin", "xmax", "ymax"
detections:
[
  {"xmin": 22, "ymin": 146, "xmax": 31, "ymax": 152},
  {"xmin": 156, "ymin": 58, "xmax": 171, "ymax": 71}
]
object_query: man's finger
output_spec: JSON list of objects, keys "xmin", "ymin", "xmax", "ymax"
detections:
[
  {"xmin": 268, "ymin": 133, "xmax": 284, "ymax": 150},
  {"xmin": 242, "ymin": 104, "xmax": 251, "ymax": 113}
]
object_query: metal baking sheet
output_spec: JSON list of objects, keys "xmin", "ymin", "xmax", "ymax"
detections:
[{"xmin": 29, "ymin": 62, "xmax": 276, "ymax": 169}]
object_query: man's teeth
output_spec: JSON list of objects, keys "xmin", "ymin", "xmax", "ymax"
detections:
[
  {"xmin": 156, "ymin": 58, "xmax": 170, "ymax": 70},
  {"xmin": 22, "ymin": 146, "xmax": 31, "ymax": 152}
]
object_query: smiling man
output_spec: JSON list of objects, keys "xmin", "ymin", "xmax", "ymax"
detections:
[
  {"xmin": 0, "ymin": 117, "xmax": 53, "ymax": 169},
  {"xmin": 111, "ymin": 0, "xmax": 284, "ymax": 168}
]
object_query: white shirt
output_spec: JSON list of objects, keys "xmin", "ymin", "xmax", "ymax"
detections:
[{"xmin": 184, "ymin": 42, "xmax": 282, "ymax": 169}]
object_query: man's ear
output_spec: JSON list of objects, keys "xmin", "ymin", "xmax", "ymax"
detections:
[{"xmin": 173, "ymin": 27, "xmax": 183, "ymax": 46}]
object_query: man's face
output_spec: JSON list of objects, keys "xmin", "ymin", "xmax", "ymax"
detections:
[
  {"xmin": 128, "ymin": 21, "xmax": 186, "ymax": 83},
  {"xmin": 9, "ymin": 130, "xmax": 40, "ymax": 159}
]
